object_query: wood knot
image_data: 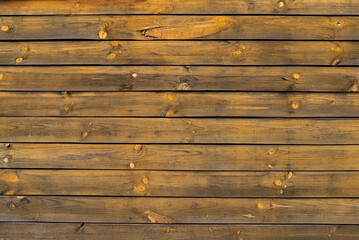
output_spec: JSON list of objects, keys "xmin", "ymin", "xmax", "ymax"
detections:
[
  {"xmin": 1, "ymin": 25, "xmax": 10, "ymax": 32},
  {"xmin": 3, "ymin": 157, "xmax": 10, "ymax": 163},
  {"xmin": 277, "ymin": 1, "xmax": 285, "ymax": 8},
  {"xmin": 61, "ymin": 104, "xmax": 73, "ymax": 114},
  {"xmin": 336, "ymin": 21, "xmax": 342, "ymax": 27},
  {"xmin": 15, "ymin": 57, "xmax": 23, "ymax": 64},
  {"xmin": 132, "ymin": 73, "xmax": 138, "ymax": 78},
  {"xmin": 273, "ymin": 179, "xmax": 282, "ymax": 187},
  {"xmin": 257, "ymin": 201, "xmax": 272, "ymax": 210},
  {"xmin": 165, "ymin": 93, "xmax": 177, "ymax": 102},
  {"xmin": 19, "ymin": 45, "xmax": 29, "ymax": 52},
  {"xmin": 142, "ymin": 177, "xmax": 149, "ymax": 184},
  {"xmin": 107, "ymin": 53, "xmax": 117, "ymax": 60},
  {"xmin": 98, "ymin": 30, "xmax": 108, "ymax": 39},
  {"xmin": 144, "ymin": 210, "xmax": 174, "ymax": 223},
  {"xmin": 285, "ymin": 171, "xmax": 293, "ymax": 180},
  {"xmin": 232, "ymin": 46, "xmax": 246, "ymax": 57},
  {"xmin": 176, "ymin": 82, "xmax": 190, "ymax": 90},
  {"xmin": 1, "ymin": 172, "xmax": 19, "ymax": 184},
  {"xmin": 8, "ymin": 202, "xmax": 16, "ymax": 209},
  {"xmin": 81, "ymin": 131, "xmax": 89, "ymax": 139},
  {"xmin": 291, "ymin": 73, "xmax": 301, "ymax": 80},
  {"xmin": 0, "ymin": 73, "xmax": 3, "ymax": 80},
  {"xmin": 110, "ymin": 41, "xmax": 118, "ymax": 47},
  {"xmin": 133, "ymin": 144, "xmax": 143, "ymax": 153},
  {"xmin": 4, "ymin": 143, "xmax": 11, "ymax": 148},
  {"xmin": 290, "ymin": 101, "xmax": 301, "ymax": 110},
  {"xmin": 165, "ymin": 109, "xmax": 175, "ymax": 117},
  {"xmin": 133, "ymin": 184, "xmax": 146, "ymax": 194},
  {"xmin": 331, "ymin": 57, "xmax": 341, "ymax": 66},
  {"xmin": 129, "ymin": 162, "xmax": 136, "ymax": 169},
  {"xmin": 268, "ymin": 147, "xmax": 277, "ymax": 155}
]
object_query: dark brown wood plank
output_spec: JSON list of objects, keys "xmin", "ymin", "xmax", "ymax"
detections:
[
  {"xmin": 1, "ymin": 170, "xmax": 359, "ymax": 197},
  {"xmin": 1, "ymin": 0, "xmax": 358, "ymax": 15},
  {"xmin": 1, "ymin": 66, "xmax": 358, "ymax": 92},
  {"xmin": 0, "ymin": 41, "xmax": 357, "ymax": 66},
  {"xmin": 0, "ymin": 223, "xmax": 356, "ymax": 240},
  {"xmin": 3, "ymin": 144, "xmax": 359, "ymax": 171},
  {"xmin": 1, "ymin": 16, "xmax": 358, "ymax": 40},
  {"xmin": 1, "ymin": 196, "xmax": 359, "ymax": 224},
  {"xmin": 2, "ymin": 92, "xmax": 359, "ymax": 117},
  {"xmin": 1, "ymin": 118, "xmax": 359, "ymax": 144}
]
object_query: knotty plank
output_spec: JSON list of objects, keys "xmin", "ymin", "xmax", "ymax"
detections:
[
  {"xmin": 0, "ymin": 223, "xmax": 356, "ymax": 240},
  {"xmin": 3, "ymin": 144, "xmax": 359, "ymax": 171},
  {"xmin": 1, "ymin": 41, "xmax": 357, "ymax": 66},
  {"xmin": 1, "ymin": 66, "xmax": 358, "ymax": 92},
  {"xmin": 1, "ymin": 170, "xmax": 359, "ymax": 197},
  {"xmin": 1, "ymin": 197, "xmax": 359, "ymax": 224},
  {"xmin": 1, "ymin": 118, "xmax": 359, "ymax": 144},
  {"xmin": 2, "ymin": 92, "xmax": 359, "ymax": 117},
  {"xmin": 1, "ymin": 117, "xmax": 359, "ymax": 144},
  {"xmin": 1, "ymin": 0, "xmax": 358, "ymax": 15},
  {"xmin": 1, "ymin": 16, "xmax": 358, "ymax": 40}
]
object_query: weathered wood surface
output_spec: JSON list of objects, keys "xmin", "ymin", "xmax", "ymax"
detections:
[
  {"xmin": 2, "ymin": 92, "xmax": 359, "ymax": 117},
  {"xmin": 0, "ymin": 223, "xmax": 356, "ymax": 240},
  {"xmin": 2, "ymin": 196, "xmax": 359, "ymax": 224},
  {"xmin": 1, "ymin": 0, "xmax": 359, "ymax": 15},
  {"xmin": 1, "ymin": 41, "xmax": 358, "ymax": 66},
  {"xmin": 1, "ymin": 66, "xmax": 358, "ymax": 92},
  {"xmin": 1, "ymin": 118, "xmax": 359, "ymax": 144},
  {"xmin": 3, "ymin": 144, "xmax": 359, "ymax": 171},
  {"xmin": 1, "ymin": 16, "xmax": 358, "ymax": 40},
  {"xmin": 1, "ymin": 170, "xmax": 359, "ymax": 197}
]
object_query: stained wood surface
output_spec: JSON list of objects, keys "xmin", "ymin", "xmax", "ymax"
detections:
[
  {"xmin": 0, "ymin": 223, "xmax": 356, "ymax": 240},
  {"xmin": 1, "ymin": 0, "xmax": 359, "ymax": 15},
  {"xmin": 1, "ymin": 117, "xmax": 359, "ymax": 144},
  {"xmin": 1, "ymin": 16, "xmax": 358, "ymax": 40},
  {"xmin": 2, "ymin": 196, "xmax": 359, "ymax": 224},
  {"xmin": 0, "ymin": 41, "xmax": 357, "ymax": 66},
  {"xmin": 1, "ymin": 169, "xmax": 359, "ymax": 197},
  {"xmin": 1, "ymin": 66, "xmax": 358, "ymax": 92},
  {"xmin": 2, "ymin": 92, "xmax": 359, "ymax": 117},
  {"xmin": 3, "ymin": 144, "xmax": 359, "ymax": 171}
]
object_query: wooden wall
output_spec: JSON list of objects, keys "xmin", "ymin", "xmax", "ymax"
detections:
[{"xmin": 0, "ymin": 0, "xmax": 359, "ymax": 239}]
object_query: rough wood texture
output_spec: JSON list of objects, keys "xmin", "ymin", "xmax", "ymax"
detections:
[
  {"xmin": 3, "ymin": 144, "xmax": 359, "ymax": 171},
  {"xmin": 1, "ymin": 170, "xmax": 359, "ymax": 197},
  {"xmin": 2, "ymin": 196, "xmax": 359, "ymax": 224},
  {"xmin": 0, "ymin": 41, "xmax": 357, "ymax": 66},
  {"xmin": 1, "ymin": 16, "xmax": 358, "ymax": 40},
  {"xmin": 0, "ymin": 223, "xmax": 357, "ymax": 240},
  {"xmin": 1, "ymin": 0, "xmax": 358, "ymax": 15},
  {"xmin": 1, "ymin": 66, "xmax": 358, "ymax": 92},
  {"xmin": 1, "ymin": 118, "xmax": 359, "ymax": 144},
  {"xmin": 2, "ymin": 92, "xmax": 359, "ymax": 117}
]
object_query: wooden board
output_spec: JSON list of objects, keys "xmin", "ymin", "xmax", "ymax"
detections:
[
  {"xmin": 0, "ymin": 223, "xmax": 357, "ymax": 240},
  {"xmin": 1, "ymin": 16, "xmax": 358, "ymax": 40},
  {"xmin": 1, "ymin": 0, "xmax": 359, "ymax": 15},
  {"xmin": 3, "ymin": 144, "xmax": 359, "ymax": 171},
  {"xmin": 0, "ymin": 41, "xmax": 357, "ymax": 66},
  {"xmin": 1, "ymin": 117, "xmax": 359, "ymax": 144},
  {"xmin": 1, "ymin": 170, "xmax": 359, "ymax": 197},
  {"xmin": 1, "ymin": 66, "xmax": 358, "ymax": 92},
  {"xmin": 2, "ymin": 196, "xmax": 359, "ymax": 224},
  {"xmin": 2, "ymin": 92, "xmax": 359, "ymax": 117}
]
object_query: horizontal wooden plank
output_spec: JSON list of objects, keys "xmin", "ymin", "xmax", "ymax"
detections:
[
  {"xmin": 3, "ymin": 144, "xmax": 359, "ymax": 171},
  {"xmin": 0, "ymin": 223, "xmax": 357, "ymax": 240},
  {"xmin": 1, "ymin": 118, "xmax": 359, "ymax": 144},
  {"xmin": 1, "ymin": 197, "xmax": 359, "ymax": 224},
  {"xmin": 1, "ymin": 0, "xmax": 358, "ymax": 15},
  {"xmin": 1, "ymin": 41, "xmax": 358, "ymax": 66},
  {"xmin": 2, "ymin": 92, "xmax": 359, "ymax": 117},
  {"xmin": 1, "ymin": 170, "xmax": 359, "ymax": 197},
  {"xmin": 1, "ymin": 16, "xmax": 359, "ymax": 40},
  {"xmin": 1, "ymin": 66, "xmax": 358, "ymax": 92}
]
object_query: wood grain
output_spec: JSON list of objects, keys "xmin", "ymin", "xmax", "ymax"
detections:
[
  {"xmin": 1, "ymin": 41, "xmax": 357, "ymax": 66},
  {"xmin": 1, "ymin": 16, "xmax": 358, "ymax": 40},
  {"xmin": 0, "ymin": 223, "xmax": 357, "ymax": 240},
  {"xmin": 1, "ymin": 0, "xmax": 358, "ymax": 15},
  {"xmin": 1, "ymin": 196, "xmax": 359, "ymax": 224},
  {"xmin": 3, "ymin": 144, "xmax": 359, "ymax": 171},
  {"xmin": 2, "ymin": 92, "xmax": 359, "ymax": 117},
  {"xmin": 1, "ymin": 117, "xmax": 359, "ymax": 144},
  {"xmin": 1, "ymin": 170, "xmax": 359, "ymax": 197},
  {"xmin": 1, "ymin": 66, "xmax": 358, "ymax": 92}
]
